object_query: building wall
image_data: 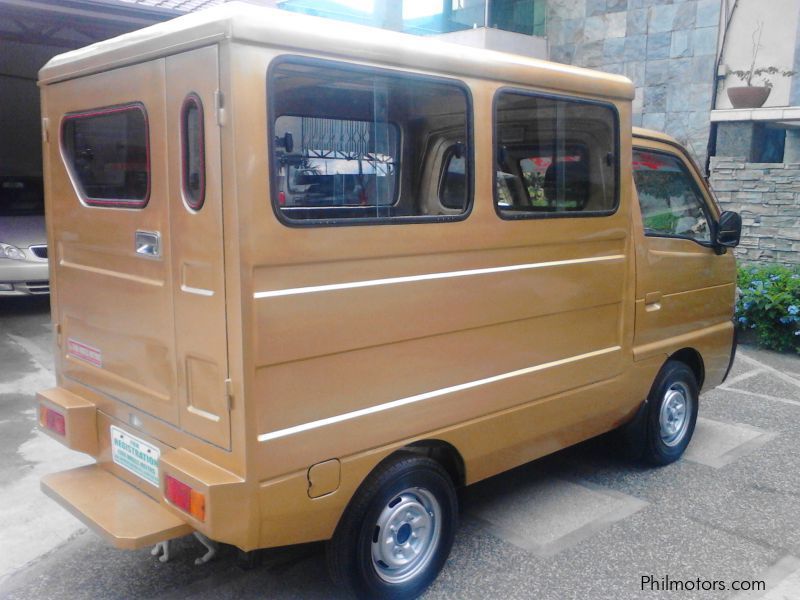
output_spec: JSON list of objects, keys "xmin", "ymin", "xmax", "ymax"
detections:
[
  {"xmin": 546, "ymin": 0, "xmax": 721, "ymax": 164},
  {"xmin": 710, "ymin": 157, "xmax": 800, "ymax": 265},
  {"xmin": 716, "ymin": 0, "xmax": 800, "ymax": 109}
]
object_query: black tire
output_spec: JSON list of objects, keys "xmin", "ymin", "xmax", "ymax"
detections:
[
  {"xmin": 326, "ymin": 453, "xmax": 458, "ymax": 600},
  {"xmin": 641, "ymin": 360, "xmax": 700, "ymax": 466}
]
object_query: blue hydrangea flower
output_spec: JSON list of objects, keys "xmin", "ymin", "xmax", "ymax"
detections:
[
  {"xmin": 770, "ymin": 274, "xmax": 781, "ymax": 281},
  {"xmin": 744, "ymin": 301, "xmax": 753, "ymax": 310},
  {"xmin": 780, "ymin": 317, "xmax": 791, "ymax": 324},
  {"xmin": 789, "ymin": 305, "xmax": 799, "ymax": 316},
  {"xmin": 738, "ymin": 316, "xmax": 748, "ymax": 325}
]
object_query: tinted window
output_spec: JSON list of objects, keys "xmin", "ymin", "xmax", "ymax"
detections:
[
  {"xmin": 633, "ymin": 150, "xmax": 711, "ymax": 243},
  {"xmin": 494, "ymin": 91, "xmax": 618, "ymax": 218},
  {"xmin": 181, "ymin": 94, "xmax": 205, "ymax": 210},
  {"xmin": 61, "ymin": 104, "xmax": 149, "ymax": 208},
  {"xmin": 0, "ymin": 176, "xmax": 44, "ymax": 216},
  {"xmin": 270, "ymin": 58, "xmax": 471, "ymax": 224}
]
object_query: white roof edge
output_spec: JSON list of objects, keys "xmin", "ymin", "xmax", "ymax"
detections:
[{"xmin": 39, "ymin": 2, "xmax": 635, "ymax": 101}]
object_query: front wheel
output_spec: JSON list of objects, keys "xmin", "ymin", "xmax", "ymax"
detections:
[
  {"xmin": 642, "ymin": 360, "xmax": 700, "ymax": 465},
  {"xmin": 327, "ymin": 453, "xmax": 458, "ymax": 599}
]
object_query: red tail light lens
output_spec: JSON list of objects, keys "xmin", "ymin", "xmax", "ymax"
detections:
[
  {"xmin": 39, "ymin": 405, "xmax": 66, "ymax": 436},
  {"xmin": 165, "ymin": 474, "xmax": 205, "ymax": 521},
  {"xmin": 278, "ymin": 191, "xmax": 286, "ymax": 206}
]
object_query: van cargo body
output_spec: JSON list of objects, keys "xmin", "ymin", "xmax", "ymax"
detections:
[{"xmin": 37, "ymin": 4, "xmax": 738, "ymax": 597}]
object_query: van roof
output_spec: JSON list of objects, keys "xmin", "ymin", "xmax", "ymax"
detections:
[{"xmin": 39, "ymin": 2, "xmax": 634, "ymax": 101}]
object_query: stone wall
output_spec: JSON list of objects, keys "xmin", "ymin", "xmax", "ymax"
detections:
[
  {"xmin": 710, "ymin": 157, "xmax": 800, "ymax": 265},
  {"xmin": 546, "ymin": 0, "xmax": 720, "ymax": 165}
]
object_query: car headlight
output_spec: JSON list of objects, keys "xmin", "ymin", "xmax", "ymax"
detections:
[{"xmin": 0, "ymin": 243, "xmax": 26, "ymax": 260}]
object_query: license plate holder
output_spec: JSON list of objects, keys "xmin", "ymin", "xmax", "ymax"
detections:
[{"xmin": 110, "ymin": 425, "xmax": 160, "ymax": 488}]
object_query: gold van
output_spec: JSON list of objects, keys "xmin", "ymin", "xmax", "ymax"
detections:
[{"xmin": 36, "ymin": 3, "xmax": 741, "ymax": 598}]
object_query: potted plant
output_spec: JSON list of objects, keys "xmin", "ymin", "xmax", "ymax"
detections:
[{"xmin": 727, "ymin": 22, "xmax": 796, "ymax": 109}]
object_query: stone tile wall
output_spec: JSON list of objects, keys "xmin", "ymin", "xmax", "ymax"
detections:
[
  {"xmin": 710, "ymin": 157, "xmax": 800, "ymax": 264},
  {"xmin": 547, "ymin": 0, "xmax": 720, "ymax": 165}
]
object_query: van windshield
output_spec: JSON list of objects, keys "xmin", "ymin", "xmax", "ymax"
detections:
[{"xmin": 0, "ymin": 177, "xmax": 44, "ymax": 216}]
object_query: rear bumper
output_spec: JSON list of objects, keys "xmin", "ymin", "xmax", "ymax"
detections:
[
  {"xmin": 41, "ymin": 464, "xmax": 192, "ymax": 549},
  {"xmin": 37, "ymin": 386, "xmax": 253, "ymax": 549}
]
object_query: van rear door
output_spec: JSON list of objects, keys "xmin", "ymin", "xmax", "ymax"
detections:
[
  {"xmin": 47, "ymin": 49, "xmax": 229, "ymax": 447},
  {"xmin": 165, "ymin": 46, "xmax": 230, "ymax": 449},
  {"xmin": 50, "ymin": 59, "xmax": 180, "ymax": 426}
]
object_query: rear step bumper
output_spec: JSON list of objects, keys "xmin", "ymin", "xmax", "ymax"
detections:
[{"xmin": 41, "ymin": 464, "xmax": 193, "ymax": 549}]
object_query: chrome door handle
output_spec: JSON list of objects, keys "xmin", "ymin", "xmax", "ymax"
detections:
[{"xmin": 135, "ymin": 230, "xmax": 161, "ymax": 259}]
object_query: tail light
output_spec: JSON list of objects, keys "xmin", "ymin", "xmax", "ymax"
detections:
[
  {"xmin": 278, "ymin": 191, "xmax": 286, "ymax": 206},
  {"xmin": 165, "ymin": 474, "xmax": 205, "ymax": 521},
  {"xmin": 39, "ymin": 405, "xmax": 66, "ymax": 436}
]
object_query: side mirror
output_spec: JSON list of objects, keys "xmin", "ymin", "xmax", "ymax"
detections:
[{"xmin": 716, "ymin": 211, "xmax": 742, "ymax": 249}]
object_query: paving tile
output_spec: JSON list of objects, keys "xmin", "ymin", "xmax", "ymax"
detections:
[
  {"xmin": 732, "ymin": 555, "xmax": 800, "ymax": 599},
  {"xmin": 468, "ymin": 476, "xmax": 647, "ymax": 557},
  {"xmin": 684, "ymin": 418, "xmax": 777, "ymax": 469}
]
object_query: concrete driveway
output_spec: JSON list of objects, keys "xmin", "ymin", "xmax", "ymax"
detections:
[{"xmin": 1, "ymin": 297, "xmax": 799, "ymax": 599}]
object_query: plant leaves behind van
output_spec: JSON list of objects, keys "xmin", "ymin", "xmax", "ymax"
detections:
[{"xmin": 736, "ymin": 265, "xmax": 800, "ymax": 353}]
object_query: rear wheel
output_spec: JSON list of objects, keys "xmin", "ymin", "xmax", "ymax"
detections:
[{"xmin": 327, "ymin": 453, "xmax": 457, "ymax": 599}]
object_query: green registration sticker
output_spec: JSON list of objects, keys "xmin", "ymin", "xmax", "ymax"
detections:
[{"xmin": 110, "ymin": 425, "xmax": 160, "ymax": 487}]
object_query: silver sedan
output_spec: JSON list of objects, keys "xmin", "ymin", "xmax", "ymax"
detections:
[{"xmin": 0, "ymin": 177, "xmax": 49, "ymax": 296}]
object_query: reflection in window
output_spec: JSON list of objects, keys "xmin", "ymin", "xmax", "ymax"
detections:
[
  {"xmin": 494, "ymin": 91, "xmax": 618, "ymax": 218},
  {"xmin": 633, "ymin": 150, "xmax": 710, "ymax": 242},
  {"xmin": 62, "ymin": 104, "xmax": 149, "ymax": 208},
  {"xmin": 181, "ymin": 94, "xmax": 206, "ymax": 210},
  {"xmin": 270, "ymin": 58, "xmax": 470, "ymax": 224},
  {"xmin": 276, "ymin": 116, "xmax": 398, "ymax": 210}
]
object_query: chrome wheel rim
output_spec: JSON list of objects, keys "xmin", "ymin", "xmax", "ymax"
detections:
[
  {"xmin": 370, "ymin": 487, "xmax": 441, "ymax": 584},
  {"xmin": 659, "ymin": 382, "xmax": 692, "ymax": 447}
]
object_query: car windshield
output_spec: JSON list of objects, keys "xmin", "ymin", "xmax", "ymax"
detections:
[{"xmin": 0, "ymin": 177, "xmax": 44, "ymax": 216}]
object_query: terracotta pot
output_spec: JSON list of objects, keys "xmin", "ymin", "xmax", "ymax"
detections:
[{"xmin": 727, "ymin": 86, "xmax": 771, "ymax": 109}]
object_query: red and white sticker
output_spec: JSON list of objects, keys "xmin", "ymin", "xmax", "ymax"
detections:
[{"xmin": 67, "ymin": 338, "xmax": 102, "ymax": 368}]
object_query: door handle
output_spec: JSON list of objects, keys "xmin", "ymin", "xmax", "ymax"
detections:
[
  {"xmin": 135, "ymin": 230, "xmax": 161, "ymax": 259},
  {"xmin": 645, "ymin": 291, "xmax": 662, "ymax": 311}
]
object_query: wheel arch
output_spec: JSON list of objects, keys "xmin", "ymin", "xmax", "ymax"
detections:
[
  {"xmin": 668, "ymin": 347, "xmax": 705, "ymax": 389},
  {"xmin": 402, "ymin": 439, "xmax": 466, "ymax": 489}
]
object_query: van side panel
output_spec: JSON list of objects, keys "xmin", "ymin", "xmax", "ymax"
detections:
[{"xmin": 229, "ymin": 45, "xmax": 637, "ymax": 546}]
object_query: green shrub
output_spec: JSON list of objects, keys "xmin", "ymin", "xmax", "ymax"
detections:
[{"xmin": 736, "ymin": 264, "xmax": 800, "ymax": 353}]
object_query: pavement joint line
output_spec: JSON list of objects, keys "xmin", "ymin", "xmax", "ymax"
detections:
[
  {"xmin": 720, "ymin": 386, "xmax": 800, "ymax": 408},
  {"xmin": 737, "ymin": 351, "xmax": 800, "ymax": 390},
  {"xmin": 467, "ymin": 477, "xmax": 649, "ymax": 558},
  {"xmin": 720, "ymin": 368, "xmax": 766, "ymax": 387},
  {"xmin": 730, "ymin": 554, "xmax": 800, "ymax": 600},
  {"xmin": 685, "ymin": 418, "xmax": 778, "ymax": 469}
]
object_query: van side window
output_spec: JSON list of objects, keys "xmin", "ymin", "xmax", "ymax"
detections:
[
  {"xmin": 439, "ymin": 144, "xmax": 468, "ymax": 211},
  {"xmin": 632, "ymin": 150, "xmax": 711, "ymax": 243},
  {"xmin": 493, "ymin": 90, "xmax": 618, "ymax": 219},
  {"xmin": 269, "ymin": 57, "xmax": 472, "ymax": 224},
  {"xmin": 61, "ymin": 104, "xmax": 149, "ymax": 208},
  {"xmin": 181, "ymin": 93, "xmax": 205, "ymax": 210}
]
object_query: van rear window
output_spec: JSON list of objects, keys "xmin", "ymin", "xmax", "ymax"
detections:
[
  {"xmin": 269, "ymin": 57, "xmax": 472, "ymax": 225},
  {"xmin": 494, "ymin": 90, "xmax": 619, "ymax": 219},
  {"xmin": 61, "ymin": 104, "xmax": 150, "ymax": 208}
]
